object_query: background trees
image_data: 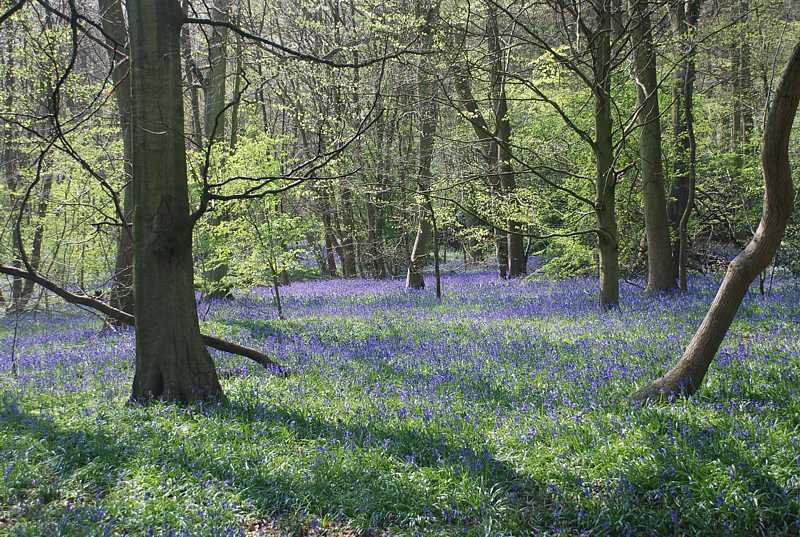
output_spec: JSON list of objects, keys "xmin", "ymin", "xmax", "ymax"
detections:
[{"xmin": 0, "ymin": 0, "xmax": 798, "ymax": 401}]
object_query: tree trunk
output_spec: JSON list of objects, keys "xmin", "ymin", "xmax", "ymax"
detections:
[
  {"xmin": 320, "ymin": 197, "xmax": 339, "ymax": 277},
  {"xmin": 593, "ymin": 6, "xmax": 619, "ymax": 310},
  {"xmin": 668, "ymin": 0, "xmax": 699, "ymax": 290},
  {"xmin": 98, "ymin": 0, "xmax": 135, "ymax": 317},
  {"xmin": 203, "ymin": 0, "xmax": 229, "ymax": 143},
  {"xmin": 200, "ymin": 0, "xmax": 232, "ymax": 297},
  {"xmin": 629, "ymin": 0, "xmax": 675, "ymax": 292},
  {"xmin": 338, "ymin": 185, "xmax": 358, "ymax": 278},
  {"xmin": 633, "ymin": 40, "xmax": 800, "ymax": 402},
  {"xmin": 406, "ymin": 0, "xmax": 440, "ymax": 290},
  {"xmin": 487, "ymin": 2, "xmax": 526, "ymax": 278},
  {"xmin": 181, "ymin": 0, "xmax": 203, "ymax": 146},
  {"xmin": 128, "ymin": 0, "xmax": 223, "ymax": 403},
  {"xmin": 2, "ymin": 24, "xmax": 23, "ymax": 311},
  {"xmin": 18, "ymin": 172, "xmax": 55, "ymax": 309}
]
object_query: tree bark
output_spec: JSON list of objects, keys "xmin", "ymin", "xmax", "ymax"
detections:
[
  {"xmin": 0, "ymin": 263, "xmax": 283, "ymax": 372},
  {"xmin": 203, "ymin": 0, "xmax": 229, "ymax": 143},
  {"xmin": 629, "ymin": 0, "xmax": 675, "ymax": 292},
  {"xmin": 98, "ymin": 0, "xmax": 135, "ymax": 317},
  {"xmin": 406, "ymin": 0, "xmax": 440, "ymax": 290},
  {"xmin": 593, "ymin": 5, "xmax": 619, "ymax": 310},
  {"xmin": 128, "ymin": 0, "xmax": 224, "ymax": 403},
  {"xmin": 668, "ymin": 0, "xmax": 700, "ymax": 290},
  {"xmin": 17, "ymin": 172, "xmax": 54, "ymax": 309},
  {"xmin": 1, "ymin": 23, "xmax": 23, "ymax": 310},
  {"xmin": 633, "ymin": 40, "xmax": 800, "ymax": 402},
  {"xmin": 181, "ymin": 0, "xmax": 203, "ymax": 146},
  {"xmin": 487, "ymin": 2, "xmax": 526, "ymax": 278}
]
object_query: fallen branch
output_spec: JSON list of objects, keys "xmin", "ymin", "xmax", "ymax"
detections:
[{"xmin": 0, "ymin": 264, "xmax": 285, "ymax": 374}]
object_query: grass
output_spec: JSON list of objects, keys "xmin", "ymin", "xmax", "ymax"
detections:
[{"xmin": 1, "ymin": 271, "xmax": 800, "ymax": 536}]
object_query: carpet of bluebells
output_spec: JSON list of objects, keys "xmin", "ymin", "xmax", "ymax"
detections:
[{"xmin": 1, "ymin": 270, "xmax": 800, "ymax": 536}]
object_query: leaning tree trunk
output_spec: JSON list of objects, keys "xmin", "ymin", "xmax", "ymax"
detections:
[
  {"xmin": 633, "ymin": 40, "xmax": 800, "ymax": 402},
  {"xmin": 128, "ymin": 0, "xmax": 223, "ymax": 403},
  {"xmin": 406, "ymin": 0, "xmax": 439, "ymax": 290},
  {"xmin": 629, "ymin": 0, "xmax": 675, "ymax": 292},
  {"xmin": 98, "ymin": 0, "xmax": 135, "ymax": 317}
]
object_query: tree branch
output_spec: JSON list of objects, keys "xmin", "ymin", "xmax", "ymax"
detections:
[{"xmin": 0, "ymin": 264, "xmax": 286, "ymax": 374}]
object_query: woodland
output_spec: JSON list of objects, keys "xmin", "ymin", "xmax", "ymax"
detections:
[{"xmin": 0, "ymin": 0, "xmax": 800, "ymax": 534}]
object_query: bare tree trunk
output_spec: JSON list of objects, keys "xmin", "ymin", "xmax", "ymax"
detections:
[
  {"xmin": 339, "ymin": 185, "xmax": 358, "ymax": 278},
  {"xmin": 128, "ymin": 0, "xmax": 223, "ymax": 403},
  {"xmin": 320, "ymin": 196, "xmax": 339, "ymax": 277},
  {"xmin": 633, "ymin": 41, "xmax": 800, "ymax": 401},
  {"xmin": 181, "ymin": 0, "xmax": 203, "ymax": 146},
  {"xmin": 731, "ymin": 0, "xmax": 753, "ymax": 170},
  {"xmin": 669, "ymin": 0, "xmax": 700, "ymax": 290},
  {"xmin": 98, "ymin": 0, "xmax": 135, "ymax": 317},
  {"xmin": 487, "ymin": 2, "xmax": 525, "ymax": 277},
  {"xmin": 1, "ymin": 24, "xmax": 23, "ymax": 311},
  {"xmin": 228, "ymin": 1, "xmax": 243, "ymax": 147},
  {"xmin": 201, "ymin": 0, "xmax": 232, "ymax": 297},
  {"xmin": 406, "ymin": 0, "xmax": 440, "ymax": 290},
  {"xmin": 629, "ymin": 0, "xmax": 675, "ymax": 292},
  {"xmin": 18, "ymin": 172, "xmax": 54, "ymax": 309},
  {"xmin": 594, "ymin": 5, "xmax": 619, "ymax": 310},
  {"xmin": 203, "ymin": 0, "xmax": 229, "ymax": 143}
]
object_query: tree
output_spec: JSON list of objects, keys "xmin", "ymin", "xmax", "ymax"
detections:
[
  {"xmin": 128, "ymin": 0, "xmax": 223, "ymax": 402},
  {"xmin": 406, "ymin": 0, "xmax": 440, "ymax": 290},
  {"xmin": 633, "ymin": 40, "xmax": 800, "ymax": 401},
  {"xmin": 668, "ymin": 0, "xmax": 700, "ymax": 290},
  {"xmin": 98, "ymin": 0, "xmax": 134, "ymax": 316},
  {"xmin": 629, "ymin": 0, "xmax": 675, "ymax": 292}
]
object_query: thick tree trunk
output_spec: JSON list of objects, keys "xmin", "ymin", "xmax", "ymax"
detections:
[
  {"xmin": 128, "ymin": 0, "xmax": 223, "ymax": 403},
  {"xmin": 406, "ymin": 0, "xmax": 439, "ymax": 290},
  {"xmin": 98, "ymin": 0, "xmax": 135, "ymax": 317},
  {"xmin": 633, "ymin": 41, "xmax": 800, "ymax": 402},
  {"xmin": 629, "ymin": 0, "xmax": 675, "ymax": 292}
]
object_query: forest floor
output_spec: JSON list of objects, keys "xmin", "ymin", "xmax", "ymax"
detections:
[{"xmin": 1, "ymin": 271, "xmax": 800, "ymax": 536}]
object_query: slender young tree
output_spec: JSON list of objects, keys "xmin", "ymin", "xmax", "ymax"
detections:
[
  {"xmin": 668, "ymin": 0, "xmax": 700, "ymax": 290},
  {"xmin": 406, "ymin": 0, "xmax": 440, "ymax": 290},
  {"xmin": 593, "ymin": 0, "xmax": 620, "ymax": 310},
  {"xmin": 98, "ymin": 0, "xmax": 134, "ymax": 316},
  {"xmin": 629, "ymin": 0, "xmax": 674, "ymax": 292},
  {"xmin": 128, "ymin": 0, "xmax": 224, "ymax": 402},
  {"xmin": 633, "ymin": 40, "xmax": 800, "ymax": 401}
]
